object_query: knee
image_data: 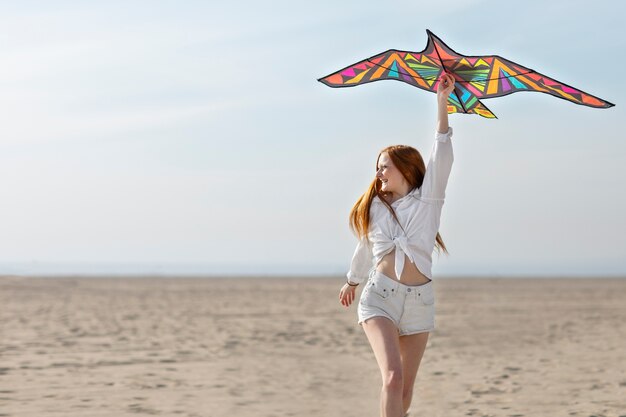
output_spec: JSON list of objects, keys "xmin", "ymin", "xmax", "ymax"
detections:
[{"xmin": 382, "ymin": 368, "xmax": 403, "ymax": 393}]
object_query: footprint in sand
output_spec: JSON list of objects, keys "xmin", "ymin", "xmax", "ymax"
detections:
[
  {"xmin": 127, "ymin": 403, "xmax": 160, "ymax": 415},
  {"xmin": 469, "ymin": 386, "xmax": 506, "ymax": 396}
]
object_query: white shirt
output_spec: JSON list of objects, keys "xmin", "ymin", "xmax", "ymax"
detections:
[{"xmin": 347, "ymin": 127, "xmax": 454, "ymax": 284}]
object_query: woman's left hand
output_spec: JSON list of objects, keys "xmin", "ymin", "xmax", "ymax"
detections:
[{"xmin": 437, "ymin": 72, "xmax": 455, "ymax": 100}]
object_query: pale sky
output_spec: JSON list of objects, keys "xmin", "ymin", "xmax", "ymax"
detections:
[{"xmin": 1, "ymin": 1, "xmax": 625, "ymax": 277}]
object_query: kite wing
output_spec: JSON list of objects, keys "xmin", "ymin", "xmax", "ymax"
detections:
[
  {"xmin": 317, "ymin": 48, "xmax": 497, "ymax": 118},
  {"xmin": 318, "ymin": 29, "xmax": 614, "ymax": 119}
]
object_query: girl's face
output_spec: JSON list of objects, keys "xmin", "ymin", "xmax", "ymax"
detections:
[{"xmin": 376, "ymin": 152, "xmax": 406, "ymax": 194}]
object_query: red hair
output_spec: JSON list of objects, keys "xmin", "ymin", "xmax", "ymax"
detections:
[{"xmin": 349, "ymin": 145, "xmax": 448, "ymax": 254}]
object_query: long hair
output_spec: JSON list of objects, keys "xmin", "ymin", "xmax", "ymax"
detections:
[{"xmin": 349, "ymin": 145, "xmax": 448, "ymax": 254}]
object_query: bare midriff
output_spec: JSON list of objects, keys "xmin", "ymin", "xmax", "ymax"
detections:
[{"xmin": 376, "ymin": 249, "xmax": 431, "ymax": 286}]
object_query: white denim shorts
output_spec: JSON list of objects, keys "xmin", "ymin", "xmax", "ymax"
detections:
[{"xmin": 358, "ymin": 270, "xmax": 435, "ymax": 336}]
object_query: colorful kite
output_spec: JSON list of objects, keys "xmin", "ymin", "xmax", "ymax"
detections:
[{"xmin": 318, "ymin": 30, "xmax": 614, "ymax": 119}]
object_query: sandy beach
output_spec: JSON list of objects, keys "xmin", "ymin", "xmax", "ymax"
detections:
[{"xmin": 1, "ymin": 276, "xmax": 625, "ymax": 417}]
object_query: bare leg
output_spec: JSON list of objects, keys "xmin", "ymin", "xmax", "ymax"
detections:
[
  {"xmin": 362, "ymin": 317, "xmax": 404, "ymax": 417},
  {"xmin": 399, "ymin": 332, "xmax": 429, "ymax": 415}
]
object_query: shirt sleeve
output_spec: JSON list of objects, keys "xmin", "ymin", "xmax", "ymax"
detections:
[
  {"xmin": 419, "ymin": 126, "xmax": 454, "ymax": 203},
  {"xmin": 346, "ymin": 235, "xmax": 374, "ymax": 285}
]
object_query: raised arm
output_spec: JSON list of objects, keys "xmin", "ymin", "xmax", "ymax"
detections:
[
  {"xmin": 437, "ymin": 73, "xmax": 455, "ymax": 133},
  {"xmin": 420, "ymin": 73, "xmax": 456, "ymax": 202}
]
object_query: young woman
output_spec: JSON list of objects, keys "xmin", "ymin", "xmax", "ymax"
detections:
[{"xmin": 338, "ymin": 73, "xmax": 456, "ymax": 417}]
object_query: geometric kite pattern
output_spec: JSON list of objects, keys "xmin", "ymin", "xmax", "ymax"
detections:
[{"xmin": 318, "ymin": 29, "xmax": 614, "ymax": 119}]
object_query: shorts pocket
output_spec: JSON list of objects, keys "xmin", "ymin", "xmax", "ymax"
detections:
[
  {"xmin": 370, "ymin": 278, "xmax": 395, "ymax": 300},
  {"xmin": 418, "ymin": 285, "xmax": 435, "ymax": 305}
]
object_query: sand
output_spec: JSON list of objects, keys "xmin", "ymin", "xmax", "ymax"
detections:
[{"xmin": 1, "ymin": 276, "xmax": 625, "ymax": 417}]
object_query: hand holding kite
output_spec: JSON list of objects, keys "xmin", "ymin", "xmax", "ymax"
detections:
[
  {"xmin": 318, "ymin": 30, "xmax": 614, "ymax": 119},
  {"xmin": 437, "ymin": 73, "xmax": 456, "ymax": 101}
]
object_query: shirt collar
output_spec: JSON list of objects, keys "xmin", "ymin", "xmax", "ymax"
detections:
[{"xmin": 373, "ymin": 187, "xmax": 420, "ymax": 206}]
